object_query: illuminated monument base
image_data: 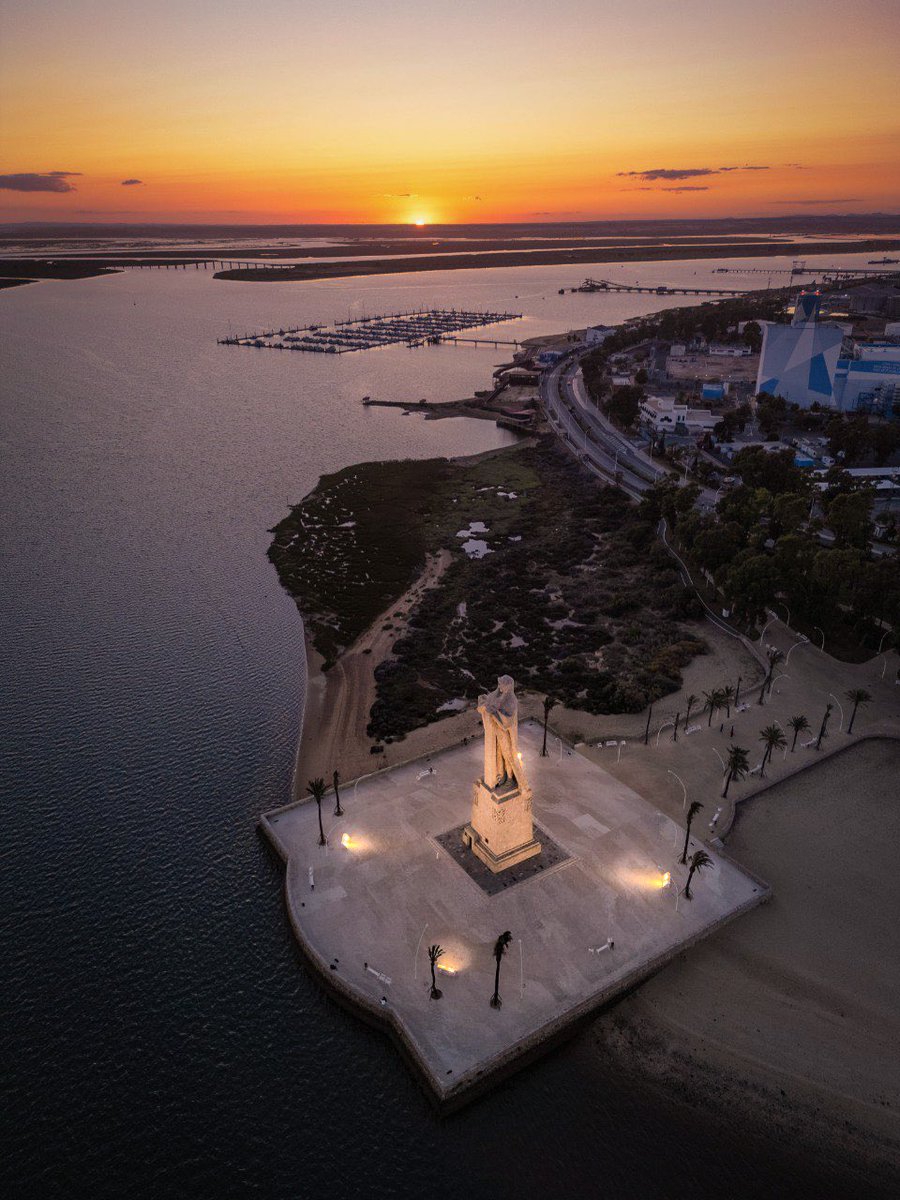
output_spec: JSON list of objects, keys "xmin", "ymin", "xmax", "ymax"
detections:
[
  {"xmin": 260, "ymin": 720, "xmax": 770, "ymax": 1106},
  {"xmin": 463, "ymin": 779, "xmax": 541, "ymax": 873},
  {"xmin": 463, "ymin": 674, "xmax": 541, "ymax": 873}
]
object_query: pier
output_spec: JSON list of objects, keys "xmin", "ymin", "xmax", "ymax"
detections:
[
  {"xmin": 217, "ymin": 308, "xmax": 522, "ymax": 354},
  {"xmin": 572, "ymin": 277, "xmax": 749, "ymax": 296}
]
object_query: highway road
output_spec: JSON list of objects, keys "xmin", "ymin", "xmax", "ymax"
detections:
[{"xmin": 539, "ymin": 350, "xmax": 719, "ymax": 507}]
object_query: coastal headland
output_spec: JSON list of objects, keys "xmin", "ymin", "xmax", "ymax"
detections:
[
  {"xmin": 267, "ymin": 423, "xmax": 900, "ymax": 1178},
  {"xmin": 268, "ymin": 438, "xmax": 712, "ymax": 788},
  {"xmin": 261, "ymin": 720, "xmax": 770, "ymax": 1107}
]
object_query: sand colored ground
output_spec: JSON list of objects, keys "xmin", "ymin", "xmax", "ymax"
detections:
[
  {"xmin": 666, "ymin": 351, "xmax": 760, "ymax": 385},
  {"xmin": 293, "ymin": 601, "xmax": 764, "ymax": 805},
  {"xmin": 593, "ymin": 738, "xmax": 900, "ymax": 1189}
]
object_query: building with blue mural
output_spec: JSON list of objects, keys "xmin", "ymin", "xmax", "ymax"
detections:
[{"xmin": 756, "ymin": 293, "xmax": 900, "ymax": 415}]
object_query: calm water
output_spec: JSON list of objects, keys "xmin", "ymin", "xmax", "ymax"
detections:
[{"xmin": 1, "ymin": 253, "xmax": 880, "ymax": 1199}]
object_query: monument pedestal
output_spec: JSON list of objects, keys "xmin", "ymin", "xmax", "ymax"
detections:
[{"xmin": 463, "ymin": 778, "xmax": 541, "ymax": 873}]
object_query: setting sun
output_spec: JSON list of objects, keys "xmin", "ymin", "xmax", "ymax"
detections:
[{"xmin": 412, "ymin": 217, "xmax": 427, "ymax": 227}]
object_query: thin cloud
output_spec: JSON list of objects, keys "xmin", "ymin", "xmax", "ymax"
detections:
[
  {"xmin": 121, "ymin": 178, "xmax": 143, "ymax": 186},
  {"xmin": 770, "ymin": 198, "xmax": 862, "ymax": 205},
  {"xmin": 621, "ymin": 185, "xmax": 710, "ymax": 192},
  {"xmin": 618, "ymin": 165, "xmax": 771, "ymax": 183},
  {"xmin": 0, "ymin": 171, "xmax": 79, "ymax": 193},
  {"xmin": 382, "ymin": 192, "xmax": 416, "ymax": 198},
  {"xmin": 618, "ymin": 168, "xmax": 717, "ymax": 181}
]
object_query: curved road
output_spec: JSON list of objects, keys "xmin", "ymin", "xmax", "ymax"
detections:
[{"xmin": 539, "ymin": 350, "xmax": 718, "ymax": 507}]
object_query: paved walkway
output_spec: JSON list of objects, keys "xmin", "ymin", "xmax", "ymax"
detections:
[
  {"xmin": 580, "ymin": 627, "xmax": 900, "ymax": 838},
  {"xmin": 262, "ymin": 722, "xmax": 767, "ymax": 1103}
]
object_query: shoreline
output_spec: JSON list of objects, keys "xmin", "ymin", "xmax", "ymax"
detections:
[
  {"xmin": 270, "ymin": 310, "xmax": 900, "ymax": 1180},
  {"xmin": 5, "ymin": 236, "xmax": 895, "ymax": 285},
  {"xmin": 214, "ymin": 237, "xmax": 900, "ymax": 282},
  {"xmin": 593, "ymin": 737, "xmax": 900, "ymax": 1191}
]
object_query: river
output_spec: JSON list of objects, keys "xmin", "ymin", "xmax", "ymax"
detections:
[{"xmin": 1, "ymin": 250, "xmax": 880, "ymax": 1198}]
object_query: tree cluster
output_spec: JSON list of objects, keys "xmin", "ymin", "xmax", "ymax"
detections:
[{"xmin": 655, "ymin": 450, "xmax": 900, "ymax": 651}]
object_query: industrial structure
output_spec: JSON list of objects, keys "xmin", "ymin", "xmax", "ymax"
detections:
[{"xmin": 756, "ymin": 292, "xmax": 900, "ymax": 414}]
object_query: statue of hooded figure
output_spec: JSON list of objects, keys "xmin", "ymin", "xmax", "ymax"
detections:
[{"xmin": 477, "ymin": 675, "xmax": 527, "ymax": 791}]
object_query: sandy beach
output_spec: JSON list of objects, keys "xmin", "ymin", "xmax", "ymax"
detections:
[{"xmin": 594, "ymin": 738, "xmax": 900, "ymax": 1190}]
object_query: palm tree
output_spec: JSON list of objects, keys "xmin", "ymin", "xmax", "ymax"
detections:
[
  {"xmin": 703, "ymin": 689, "xmax": 718, "ymax": 727},
  {"xmin": 644, "ymin": 702, "xmax": 653, "ymax": 746},
  {"xmin": 541, "ymin": 696, "xmax": 557, "ymax": 757},
  {"xmin": 759, "ymin": 725, "xmax": 787, "ymax": 776},
  {"xmin": 788, "ymin": 715, "xmax": 809, "ymax": 752},
  {"xmin": 308, "ymin": 777, "xmax": 327, "ymax": 845},
  {"xmin": 490, "ymin": 930, "xmax": 513, "ymax": 1009},
  {"xmin": 428, "ymin": 944, "xmax": 444, "ymax": 1000},
  {"xmin": 720, "ymin": 685, "xmax": 735, "ymax": 719},
  {"xmin": 722, "ymin": 745, "xmax": 750, "ymax": 798},
  {"xmin": 333, "ymin": 768, "xmax": 344, "ymax": 816},
  {"xmin": 815, "ymin": 702, "xmax": 833, "ymax": 750},
  {"xmin": 684, "ymin": 849, "xmax": 713, "ymax": 900},
  {"xmin": 684, "ymin": 693, "xmax": 698, "ymax": 727},
  {"xmin": 845, "ymin": 688, "xmax": 872, "ymax": 735},
  {"xmin": 680, "ymin": 801, "xmax": 704, "ymax": 864},
  {"xmin": 759, "ymin": 648, "xmax": 785, "ymax": 704},
  {"xmin": 734, "ymin": 675, "xmax": 743, "ymax": 707},
  {"xmin": 766, "ymin": 648, "xmax": 785, "ymax": 697}
]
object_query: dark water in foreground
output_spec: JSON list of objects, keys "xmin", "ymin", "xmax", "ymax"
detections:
[{"xmin": 1, "ymin": 263, "xmax": 875, "ymax": 1198}]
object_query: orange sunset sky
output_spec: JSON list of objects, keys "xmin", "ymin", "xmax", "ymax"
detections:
[{"xmin": 1, "ymin": 0, "xmax": 898, "ymax": 224}]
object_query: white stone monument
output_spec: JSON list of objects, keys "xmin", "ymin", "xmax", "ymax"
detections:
[{"xmin": 463, "ymin": 675, "xmax": 541, "ymax": 872}]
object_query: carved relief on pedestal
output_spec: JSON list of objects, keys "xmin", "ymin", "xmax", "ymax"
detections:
[{"xmin": 462, "ymin": 675, "xmax": 541, "ymax": 873}]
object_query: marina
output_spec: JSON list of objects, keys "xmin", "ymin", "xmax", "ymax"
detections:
[{"xmin": 217, "ymin": 308, "xmax": 522, "ymax": 354}]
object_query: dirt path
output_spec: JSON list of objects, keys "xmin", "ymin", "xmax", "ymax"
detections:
[{"xmin": 292, "ymin": 549, "xmax": 453, "ymax": 795}]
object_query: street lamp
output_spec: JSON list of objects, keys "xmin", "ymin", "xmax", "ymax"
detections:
[
  {"xmin": 758, "ymin": 615, "xmax": 776, "ymax": 645},
  {"xmin": 814, "ymin": 626, "xmax": 826, "ymax": 652},
  {"xmin": 784, "ymin": 636, "xmax": 808, "ymax": 666},
  {"xmin": 667, "ymin": 768, "xmax": 687, "ymax": 811},
  {"xmin": 655, "ymin": 721, "xmax": 674, "ymax": 748},
  {"xmin": 829, "ymin": 692, "xmax": 844, "ymax": 732}
]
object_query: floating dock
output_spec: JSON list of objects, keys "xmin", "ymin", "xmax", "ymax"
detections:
[{"xmin": 217, "ymin": 308, "xmax": 522, "ymax": 354}]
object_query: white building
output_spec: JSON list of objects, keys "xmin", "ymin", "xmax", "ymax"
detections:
[
  {"xmin": 584, "ymin": 324, "xmax": 616, "ymax": 345},
  {"xmin": 640, "ymin": 396, "xmax": 719, "ymax": 434}
]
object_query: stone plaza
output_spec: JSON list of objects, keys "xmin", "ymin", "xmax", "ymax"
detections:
[{"xmin": 261, "ymin": 718, "xmax": 769, "ymax": 1104}]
